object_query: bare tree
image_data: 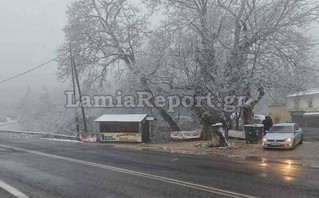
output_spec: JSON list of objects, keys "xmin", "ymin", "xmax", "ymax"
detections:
[
  {"xmin": 57, "ymin": 0, "xmax": 182, "ymax": 132},
  {"xmin": 144, "ymin": 0, "xmax": 319, "ymax": 143},
  {"xmin": 57, "ymin": 0, "xmax": 318, "ymax": 144}
]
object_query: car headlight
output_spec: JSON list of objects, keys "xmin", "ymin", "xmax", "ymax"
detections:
[
  {"xmin": 285, "ymin": 138, "xmax": 292, "ymax": 142},
  {"xmin": 262, "ymin": 138, "xmax": 267, "ymax": 142}
]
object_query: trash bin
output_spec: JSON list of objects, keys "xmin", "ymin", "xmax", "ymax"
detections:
[{"xmin": 244, "ymin": 124, "xmax": 264, "ymax": 144}]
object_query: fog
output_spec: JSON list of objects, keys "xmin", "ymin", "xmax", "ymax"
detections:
[
  {"xmin": 0, "ymin": 0, "xmax": 318, "ymax": 106},
  {"xmin": 0, "ymin": 0, "xmax": 69, "ymax": 104},
  {"xmin": 0, "ymin": 0, "xmax": 153, "ymax": 105}
]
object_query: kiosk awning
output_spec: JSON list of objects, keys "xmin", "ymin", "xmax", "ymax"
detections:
[
  {"xmin": 303, "ymin": 112, "xmax": 319, "ymax": 117},
  {"xmin": 95, "ymin": 114, "xmax": 148, "ymax": 122}
]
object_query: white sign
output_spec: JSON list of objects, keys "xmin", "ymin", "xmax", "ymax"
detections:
[{"xmin": 171, "ymin": 130, "xmax": 201, "ymax": 140}]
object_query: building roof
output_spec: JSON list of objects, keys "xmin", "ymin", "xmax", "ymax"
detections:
[
  {"xmin": 303, "ymin": 112, "xmax": 319, "ymax": 117},
  {"xmin": 95, "ymin": 114, "xmax": 148, "ymax": 122},
  {"xmin": 273, "ymin": 123, "xmax": 295, "ymax": 126},
  {"xmin": 287, "ymin": 89, "xmax": 319, "ymax": 97}
]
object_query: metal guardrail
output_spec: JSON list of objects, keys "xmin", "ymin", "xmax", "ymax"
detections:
[
  {"xmin": 0, "ymin": 129, "xmax": 78, "ymax": 140},
  {"xmin": 0, "ymin": 121, "xmax": 17, "ymax": 127}
]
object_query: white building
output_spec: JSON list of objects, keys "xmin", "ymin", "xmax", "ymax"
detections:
[{"xmin": 286, "ymin": 89, "xmax": 319, "ymax": 127}]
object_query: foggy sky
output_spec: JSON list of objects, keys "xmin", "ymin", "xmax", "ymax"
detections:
[
  {"xmin": 0, "ymin": 0, "xmax": 318, "ymax": 102},
  {"xmin": 0, "ymin": 0, "xmax": 69, "ymax": 100}
]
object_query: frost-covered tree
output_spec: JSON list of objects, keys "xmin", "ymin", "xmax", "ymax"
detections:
[
  {"xmin": 143, "ymin": 0, "xmax": 319, "ymax": 142},
  {"xmin": 57, "ymin": 0, "xmax": 319, "ymax": 145},
  {"xmin": 57, "ymin": 0, "xmax": 183, "ymax": 131},
  {"xmin": 14, "ymin": 87, "xmax": 76, "ymax": 134}
]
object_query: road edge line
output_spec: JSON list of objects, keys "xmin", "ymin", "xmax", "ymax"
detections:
[{"xmin": 0, "ymin": 179, "xmax": 29, "ymax": 198}]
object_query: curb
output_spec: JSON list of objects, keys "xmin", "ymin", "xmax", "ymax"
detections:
[
  {"xmin": 244, "ymin": 156, "xmax": 303, "ymax": 167},
  {"xmin": 139, "ymin": 147, "xmax": 168, "ymax": 152}
]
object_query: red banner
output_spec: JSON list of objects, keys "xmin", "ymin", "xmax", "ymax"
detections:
[{"xmin": 79, "ymin": 133, "xmax": 100, "ymax": 143}]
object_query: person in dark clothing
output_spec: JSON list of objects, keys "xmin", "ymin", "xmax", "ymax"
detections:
[{"xmin": 262, "ymin": 116, "xmax": 273, "ymax": 135}]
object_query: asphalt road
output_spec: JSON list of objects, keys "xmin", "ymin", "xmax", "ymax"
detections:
[{"xmin": 0, "ymin": 135, "xmax": 318, "ymax": 198}]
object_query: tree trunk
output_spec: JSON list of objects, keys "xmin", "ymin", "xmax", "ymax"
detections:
[
  {"xmin": 242, "ymin": 87, "xmax": 265, "ymax": 125},
  {"xmin": 235, "ymin": 111, "xmax": 241, "ymax": 130},
  {"xmin": 140, "ymin": 78, "xmax": 182, "ymax": 132},
  {"xmin": 211, "ymin": 126, "xmax": 228, "ymax": 147},
  {"xmin": 243, "ymin": 107, "xmax": 252, "ymax": 125},
  {"xmin": 215, "ymin": 129, "xmax": 228, "ymax": 147},
  {"xmin": 157, "ymin": 107, "xmax": 182, "ymax": 131},
  {"xmin": 201, "ymin": 121, "xmax": 213, "ymax": 140},
  {"xmin": 235, "ymin": 115, "xmax": 240, "ymax": 130},
  {"xmin": 224, "ymin": 127, "xmax": 229, "ymax": 141}
]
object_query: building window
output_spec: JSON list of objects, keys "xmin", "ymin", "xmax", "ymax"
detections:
[{"xmin": 309, "ymin": 101, "xmax": 313, "ymax": 108}]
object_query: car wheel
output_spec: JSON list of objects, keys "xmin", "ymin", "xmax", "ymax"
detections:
[
  {"xmin": 300, "ymin": 136, "xmax": 303, "ymax": 144},
  {"xmin": 292, "ymin": 139, "xmax": 296, "ymax": 149}
]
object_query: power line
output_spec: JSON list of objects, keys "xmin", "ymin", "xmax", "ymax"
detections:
[
  {"xmin": 0, "ymin": 53, "xmax": 67, "ymax": 84},
  {"xmin": 0, "ymin": 58, "xmax": 56, "ymax": 84},
  {"xmin": 0, "ymin": 41, "xmax": 318, "ymax": 85}
]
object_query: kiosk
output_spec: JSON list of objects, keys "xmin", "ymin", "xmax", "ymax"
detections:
[{"xmin": 95, "ymin": 114, "xmax": 154, "ymax": 143}]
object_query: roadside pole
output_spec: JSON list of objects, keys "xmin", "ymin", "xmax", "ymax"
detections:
[
  {"xmin": 69, "ymin": 44, "xmax": 80, "ymax": 133},
  {"xmin": 69, "ymin": 44, "xmax": 88, "ymax": 133}
]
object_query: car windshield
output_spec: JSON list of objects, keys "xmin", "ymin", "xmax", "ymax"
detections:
[{"xmin": 268, "ymin": 126, "xmax": 293, "ymax": 133}]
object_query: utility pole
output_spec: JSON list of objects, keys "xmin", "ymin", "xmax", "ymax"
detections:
[
  {"xmin": 70, "ymin": 44, "xmax": 88, "ymax": 133},
  {"xmin": 69, "ymin": 44, "xmax": 80, "ymax": 133}
]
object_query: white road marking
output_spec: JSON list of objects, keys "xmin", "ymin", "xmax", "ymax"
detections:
[
  {"xmin": 0, "ymin": 144, "xmax": 257, "ymax": 198},
  {"xmin": 0, "ymin": 179, "xmax": 29, "ymax": 198}
]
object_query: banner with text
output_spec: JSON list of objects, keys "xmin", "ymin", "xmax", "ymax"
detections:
[{"xmin": 100, "ymin": 133, "xmax": 142, "ymax": 142}]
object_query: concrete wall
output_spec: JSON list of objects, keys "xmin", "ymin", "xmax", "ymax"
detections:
[{"xmin": 268, "ymin": 105, "xmax": 291, "ymax": 123}]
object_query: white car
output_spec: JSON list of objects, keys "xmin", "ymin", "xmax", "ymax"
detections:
[{"xmin": 262, "ymin": 123, "xmax": 304, "ymax": 149}]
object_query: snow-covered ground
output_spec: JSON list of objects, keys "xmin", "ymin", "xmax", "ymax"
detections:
[{"xmin": 40, "ymin": 138, "xmax": 80, "ymax": 143}]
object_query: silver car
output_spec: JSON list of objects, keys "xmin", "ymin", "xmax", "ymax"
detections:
[{"xmin": 262, "ymin": 123, "xmax": 304, "ymax": 149}]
